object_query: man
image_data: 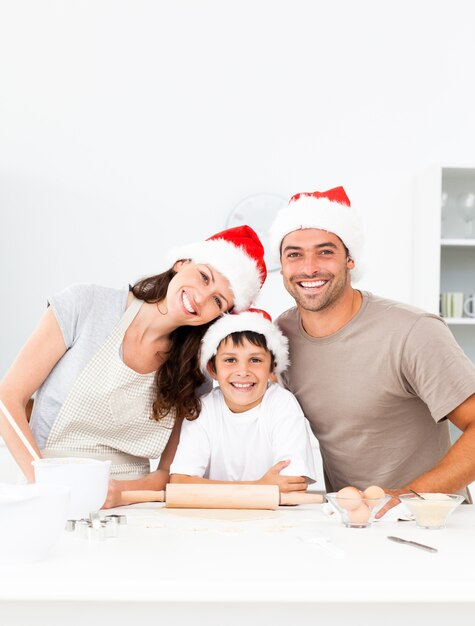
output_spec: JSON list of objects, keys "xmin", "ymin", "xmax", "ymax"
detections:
[{"xmin": 270, "ymin": 186, "xmax": 475, "ymax": 513}]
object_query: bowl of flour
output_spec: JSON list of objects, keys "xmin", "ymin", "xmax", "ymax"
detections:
[{"xmin": 399, "ymin": 493, "xmax": 464, "ymax": 529}]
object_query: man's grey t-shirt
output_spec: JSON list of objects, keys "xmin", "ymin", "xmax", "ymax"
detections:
[
  {"xmin": 277, "ymin": 291, "xmax": 475, "ymax": 494},
  {"xmin": 30, "ymin": 284, "xmax": 129, "ymax": 448}
]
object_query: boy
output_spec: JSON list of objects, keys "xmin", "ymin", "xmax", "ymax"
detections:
[{"xmin": 170, "ymin": 309, "xmax": 317, "ymax": 492}]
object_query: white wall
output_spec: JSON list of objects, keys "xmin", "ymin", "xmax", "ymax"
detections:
[{"xmin": 1, "ymin": 0, "xmax": 475, "ymax": 375}]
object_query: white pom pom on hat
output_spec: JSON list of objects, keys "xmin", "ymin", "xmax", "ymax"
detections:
[
  {"xmin": 169, "ymin": 225, "xmax": 267, "ymax": 312},
  {"xmin": 269, "ymin": 186, "xmax": 364, "ymax": 282},
  {"xmin": 199, "ymin": 308, "xmax": 289, "ymax": 375}
]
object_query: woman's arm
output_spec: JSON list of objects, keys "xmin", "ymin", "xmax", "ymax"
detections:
[
  {"xmin": 157, "ymin": 415, "xmax": 183, "ymax": 471},
  {"xmin": 102, "ymin": 416, "xmax": 184, "ymax": 508},
  {"xmin": 0, "ymin": 308, "xmax": 68, "ymax": 481}
]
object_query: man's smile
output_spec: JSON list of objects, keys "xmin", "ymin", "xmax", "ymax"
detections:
[
  {"xmin": 297, "ymin": 279, "xmax": 328, "ymax": 289},
  {"xmin": 293, "ymin": 275, "xmax": 332, "ymax": 292}
]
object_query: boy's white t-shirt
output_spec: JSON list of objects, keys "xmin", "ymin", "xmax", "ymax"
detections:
[{"xmin": 170, "ymin": 383, "xmax": 317, "ymax": 483}]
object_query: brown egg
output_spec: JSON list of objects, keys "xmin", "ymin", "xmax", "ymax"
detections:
[
  {"xmin": 336, "ymin": 486, "xmax": 362, "ymax": 511},
  {"xmin": 363, "ymin": 485, "xmax": 386, "ymax": 507},
  {"xmin": 348, "ymin": 503, "xmax": 371, "ymax": 524}
]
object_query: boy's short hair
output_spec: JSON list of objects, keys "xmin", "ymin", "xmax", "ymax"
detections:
[{"xmin": 208, "ymin": 330, "xmax": 276, "ymax": 373}]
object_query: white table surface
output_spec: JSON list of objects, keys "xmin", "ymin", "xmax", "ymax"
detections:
[{"xmin": 1, "ymin": 502, "xmax": 474, "ymax": 625}]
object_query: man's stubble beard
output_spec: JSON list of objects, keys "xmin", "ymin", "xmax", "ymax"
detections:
[{"xmin": 285, "ymin": 269, "xmax": 350, "ymax": 313}]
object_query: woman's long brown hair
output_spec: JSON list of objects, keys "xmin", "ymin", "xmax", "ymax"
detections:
[{"xmin": 131, "ymin": 268, "xmax": 213, "ymax": 421}]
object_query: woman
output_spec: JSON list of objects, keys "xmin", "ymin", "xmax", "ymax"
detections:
[{"xmin": 0, "ymin": 225, "xmax": 266, "ymax": 507}]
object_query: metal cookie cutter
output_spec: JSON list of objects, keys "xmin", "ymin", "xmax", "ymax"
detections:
[
  {"xmin": 103, "ymin": 514, "xmax": 127, "ymax": 526},
  {"xmin": 65, "ymin": 512, "xmax": 127, "ymax": 540}
]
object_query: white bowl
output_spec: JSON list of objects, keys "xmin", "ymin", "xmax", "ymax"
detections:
[
  {"xmin": 33, "ymin": 457, "xmax": 111, "ymax": 519},
  {"xmin": 0, "ymin": 483, "xmax": 70, "ymax": 563}
]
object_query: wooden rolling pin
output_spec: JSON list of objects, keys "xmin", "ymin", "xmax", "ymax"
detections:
[{"xmin": 121, "ymin": 483, "xmax": 324, "ymax": 509}]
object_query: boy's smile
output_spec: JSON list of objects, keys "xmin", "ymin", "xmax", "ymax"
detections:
[{"xmin": 210, "ymin": 337, "xmax": 274, "ymax": 413}]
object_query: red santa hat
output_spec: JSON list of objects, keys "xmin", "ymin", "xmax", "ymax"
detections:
[
  {"xmin": 269, "ymin": 186, "xmax": 364, "ymax": 282},
  {"xmin": 200, "ymin": 308, "xmax": 289, "ymax": 375},
  {"xmin": 169, "ymin": 225, "xmax": 267, "ymax": 312}
]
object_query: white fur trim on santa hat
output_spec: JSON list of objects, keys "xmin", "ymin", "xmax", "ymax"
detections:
[
  {"xmin": 169, "ymin": 239, "xmax": 262, "ymax": 312},
  {"xmin": 200, "ymin": 311, "xmax": 289, "ymax": 375},
  {"xmin": 269, "ymin": 196, "xmax": 364, "ymax": 282}
]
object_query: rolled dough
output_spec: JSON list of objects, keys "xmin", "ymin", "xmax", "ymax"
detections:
[{"xmin": 155, "ymin": 508, "xmax": 278, "ymax": 521}]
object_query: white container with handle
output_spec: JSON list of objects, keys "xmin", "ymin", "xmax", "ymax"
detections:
[{"xmin": 464, "ymin": 294, "xmax": 475, "ymax": 318}]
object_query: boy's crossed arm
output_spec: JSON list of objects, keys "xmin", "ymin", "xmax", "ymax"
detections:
[{"xmin": 170, "ymin": 459, "xmax": 308, "ymax": 493}]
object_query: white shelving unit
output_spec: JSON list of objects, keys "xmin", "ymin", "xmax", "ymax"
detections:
[
  {"xmin": 443, "ymin": 318, "xmax": 475, "ymax": 325},
  {"xmin": 441, "ymin": 238, "xmax": 475, "ymax": 247},
  {"xmin": 413, "ymin": 166, "xmax": 475, "ymax": 360},
  {"xmin": 414, "ymin": 167, "xmax": 475, "ymax": 446}
]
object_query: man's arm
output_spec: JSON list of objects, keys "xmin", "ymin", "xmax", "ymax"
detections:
[{"xmin": 377, "ymin": 393, "xmax": 475, "ymax": 517}]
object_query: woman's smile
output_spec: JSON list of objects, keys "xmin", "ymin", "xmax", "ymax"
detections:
[{"xmin": 181, "ymin": 290, "xmax": 197, "ymax": 315}]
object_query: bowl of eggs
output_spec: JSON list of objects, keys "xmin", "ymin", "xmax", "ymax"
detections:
[{"xmin": 326, "ymin": 485, "xmax": 390, "ymax": 528}]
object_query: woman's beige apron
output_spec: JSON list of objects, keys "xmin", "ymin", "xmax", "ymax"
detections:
[{"xmin": 43, "ymin": 297, "xmax": 175, "ymax": 478}]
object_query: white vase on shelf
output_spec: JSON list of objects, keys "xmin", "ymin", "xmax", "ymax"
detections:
[{"xmin": 456, "ymin": 191, "xmax": 475, "ymax": 238}]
